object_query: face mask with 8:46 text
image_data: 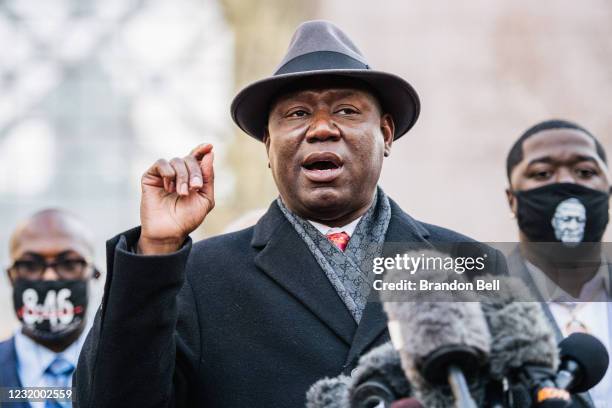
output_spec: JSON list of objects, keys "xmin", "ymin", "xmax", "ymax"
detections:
[{"xmin": 12, "ymin": 279, "xmax": 88, "ymax": 343}]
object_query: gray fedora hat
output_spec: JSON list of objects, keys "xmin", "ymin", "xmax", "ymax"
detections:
[{"xmin": 230, "ymin": 20, "xmax": 420, "ymax": 142}]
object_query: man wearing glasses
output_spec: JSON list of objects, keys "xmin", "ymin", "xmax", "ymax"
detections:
[{"xmin": 0, "ymin": 208, "xmax": 99, "ymax": 408}]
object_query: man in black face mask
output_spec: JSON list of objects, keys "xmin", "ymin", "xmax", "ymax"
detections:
[
  {"xmin": 0, "ymin": 208, "xmax": 99, "ymax": 408},
  {"xmin": 505, "ymin": 119, "xmax": 611, "ymax": 407}
]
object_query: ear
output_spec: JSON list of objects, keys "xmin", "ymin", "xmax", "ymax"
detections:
[
  {"xmin": 380, "ymin": 113, "xmax": 394, "ymax": 157},
  {"xmin": 6, "ymin": 267, "xmax": 16, "ymax": 287},
  {"xmin": 505, "ymin": 187, "xmax": 518, "ymax": 215},
  {"xmin": 263, "ymin": 128, "xmax": 271, "ymax": 155}
]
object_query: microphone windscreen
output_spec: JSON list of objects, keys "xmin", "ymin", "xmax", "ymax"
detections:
[
  {"xmin": 306, "ymin": 375, "xmax": 350, "ymax": 408},
  {"xmin": 559, "ymin": 332, "xmax": 609, "ymax": 393},
  {"xmin": 390, "ymin": 397, "xmax": 424, "ymax": 408},
  {"xmin": 478, "ymin": 275, "xmax": 559, "ymax": 379},
  {"xmin": 348, "ymin": 342, "xmax": 411, "ymax": 400},
  {"xmin": 383, "ymin": 250, "xmax": 491, "ymax": 407},
  {"xmin": 383, "ymin": 251, "xmax": 491, "ymax": 358}
]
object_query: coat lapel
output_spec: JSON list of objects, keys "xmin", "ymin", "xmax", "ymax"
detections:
[
  {"xmin": 252, "ymin": 199, "xmax": 434, "ymax": 365},
  {"xmin": 0, "ymin": 337, "xmax": 31, "ymax": 408},
  {"xmin": 252, "ymin": 202, "xmax": 356, "ymax": 345},
  {"xmin": 344, "ymin": 199, "xmax": 433, "ymax": 368}
]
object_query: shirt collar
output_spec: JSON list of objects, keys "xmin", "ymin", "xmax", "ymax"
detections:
[
  {"xmin": 525, "ymin": 256, "xmax": 610, "ymax": 302},
  {"xmin": 13, "ymin": 326, "xmax": 88, "ymax": 387},
  {"xmin": 307, "ymin": 216, "xmax": 363, "ymax": 237}
]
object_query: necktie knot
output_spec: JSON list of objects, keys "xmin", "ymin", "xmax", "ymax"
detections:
[
  {"xmin": 44, "ymin": 357, "xmax": 74, "ymax": 408},
  {"xmin": 45, "ymin": 357, "xmax": 75, "ymax": 378},
  {"xmin": 326, "ymin": 231, "xmax": 350, "ymax": 252}
]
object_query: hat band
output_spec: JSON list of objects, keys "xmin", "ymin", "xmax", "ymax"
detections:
[{"xmin": 275, "ymin": 51, "xmax": 369, "ymax": 75}]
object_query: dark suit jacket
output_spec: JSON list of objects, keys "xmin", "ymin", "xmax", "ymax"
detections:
[
  {"xmin": 74, "ymin": 198, "xmax": 506, "ymax": 408},
  {"xmin": 0, "ymin": 337, "xmax": 30, "ymax": 408},
  {"xmin": 507, "ymin": 248, "xmax": 600, "ymax": 408}
]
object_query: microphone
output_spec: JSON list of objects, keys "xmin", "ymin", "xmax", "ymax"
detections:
[
  {"xmin": 306, "ymin": 375, "xmax": 350, "ymax": 408},
  {"xmin": 478, "ymin": 275, "xmax": 570, "ymax": 407},
  {"xmin": 555, "ymin": 332, "xmax": 609, "ymax": 393},
  {"xmin": 307, "ymin": 342, "xmax": 411, "ymax": 408},
  {"xmin": 478, "ymin": 276, "xmax": 559, "ymax": 379},
  {"xmin": 383, "ymin": 250, "xmax": 490, "ymax": 408},
  {"xmin": 347, "ymin": 342, "xmax": 411, "ymax": 408}
]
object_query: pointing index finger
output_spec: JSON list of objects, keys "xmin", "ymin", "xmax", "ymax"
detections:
[{"xmin": 190, "ymin": 144, "xmax": 213, "ymax": 161}]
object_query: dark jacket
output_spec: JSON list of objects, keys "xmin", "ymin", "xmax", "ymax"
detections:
[
  {"xmin": 0, "ymin": 337, "xmax": 30, "ymax": 408},
  {"xmin": 74, "ymin": 198, "xmax": 505, "ymax": 408}
]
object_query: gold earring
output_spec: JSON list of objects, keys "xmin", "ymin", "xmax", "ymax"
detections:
[{"xmin": 510, "ymin": 212, "xmax": 516, "ymax": 219}]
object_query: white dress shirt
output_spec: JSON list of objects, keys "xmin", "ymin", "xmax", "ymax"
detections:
[
  {"xmin": 308, "ymin": 216, "xmax": 362, "ymax": 238},
  {"xmin": 525, "ymin": 259, "xmax": 612, "ymax": 408},
  {"xmin": 13, "ymin": 327, "xmax": 88, "ymax": 408}
]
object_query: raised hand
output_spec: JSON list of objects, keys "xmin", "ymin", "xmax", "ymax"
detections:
[{"xmin": 138, "ymin": 144, "xmax": 215, "ymax": 254}]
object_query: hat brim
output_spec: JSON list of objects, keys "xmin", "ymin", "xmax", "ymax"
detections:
[{"xmin": 230, "ymin": 69, "xmax": 420, "ymax": 141}]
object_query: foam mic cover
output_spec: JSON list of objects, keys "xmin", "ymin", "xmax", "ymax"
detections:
[
  {"xmin": 478, "ymin": 276, "xmax": 559, "ymax": 379},
  {"xmin": 347, "ymin": 342, "xmax": 412, "ymax": 407},
  {"xmin": 306, "ymin": 375, "xmax": 350, "ymax": 408},
  {"xmin": 383, "ymin": 250, "xmax": 491, "ymax": 407},
  {"xmin": 558, "ymin": 332, "xmax": 609, "ymax": 393}
]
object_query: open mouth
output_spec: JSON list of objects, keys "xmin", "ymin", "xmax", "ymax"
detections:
[
  {"xmin": 303, "ymin": 161, "xmax": 341, "ymax": 171},
  {"xmin": 301, "ymin": 152, "xmax": 344, "ymax": 183}
]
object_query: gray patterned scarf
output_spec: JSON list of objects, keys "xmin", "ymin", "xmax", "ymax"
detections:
[{"xmin": 277, "ymin": 187, "xmax": 392, "ymax": 322}]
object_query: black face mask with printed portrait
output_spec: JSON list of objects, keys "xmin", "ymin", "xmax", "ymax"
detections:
[{"xmin": 512, "ymin": 183, "xmax": 610, "ymax": 244}]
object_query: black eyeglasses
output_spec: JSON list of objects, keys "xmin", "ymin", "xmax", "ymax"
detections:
[{"xmin": 9, "ymin": 257, "xmax": 89, "ymax": 280}]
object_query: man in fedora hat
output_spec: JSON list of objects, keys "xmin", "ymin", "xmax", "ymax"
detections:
[{"xmin": 74, "ymin": 20, "xmax": 504, "ymax": 407}]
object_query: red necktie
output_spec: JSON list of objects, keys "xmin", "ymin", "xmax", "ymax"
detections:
[{"xmin": 326, "ymin": 231, "xmax": 350, "ymax": 252}]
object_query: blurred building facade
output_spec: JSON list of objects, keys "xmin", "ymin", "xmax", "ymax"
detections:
[{"xmin": 315, "ymin": 0, "xmax": 612, "ymax": 242}]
